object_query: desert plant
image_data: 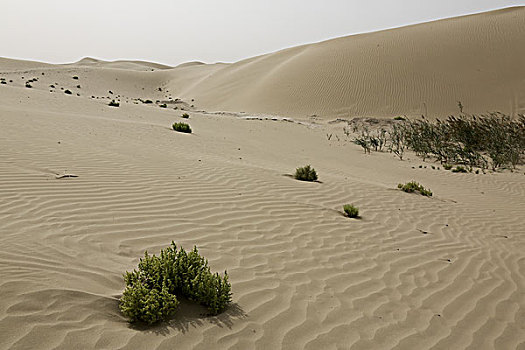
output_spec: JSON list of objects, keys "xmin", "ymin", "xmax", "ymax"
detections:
[
  {"xmin": 120, "ymin": 242, "xmax": 231, "ymax": 324},
  {"xmin": 343, "ymin": 204, "xmax": 359, "ymax": 218},
  {"xmin": 172, "ymin": 122, "xmax": 192, "ymax": 133},
  {"xmin": 354, "ymin": 136, "xmax": 371, "ymax": 154},
  {"xmin": 108, "ymin": 100, "xmax": 120, "ymax": 107},
  {"xmin": 393, "ymin": 116, "xmax": 406, "ymax": 121},
  {"xmin": 294, "ymin": 165, "xmax": 318, "ymax": 182},
  {"xmin": 451, "ymin": 166, "xmax": 468, "ymax": 173},
  {"xmin": 443, "ymin": 164, "xmax": 453, "ymax": 170},
  {"xmin": 64, "ymin": 89, "xmax": 72, "ymax": 95},
  {"xmin": 398, "ymin": 181, "xmax": 432, "ymax": 197},
  {"xmin": 180, "ymin": 113, "xmax": 190, "ymax": 119},
  {"xmin": 25, "ymin": 83, "xmax": 32, "ymax": 88},
  {"xmin": 119, "ymin": 279, "xmax": 179, "ymax": 325},
  {"xmin": 388, "ymin": 123, "xmax": 407, "ymax": 160},
  {"xmin": 159, "ymin": 103, "xmax": 167, "ymax": 108}
]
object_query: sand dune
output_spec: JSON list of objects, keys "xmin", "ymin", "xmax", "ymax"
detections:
[
  {"xmin": 165, "ymin": 6, "xmax": 525, "ymax": 119},
  {"xmin": 74, "ymin": 57, "xmax": 173, "ymax": 71},
  {"xmin": 1, "ymin": 6, "xmax": 525, "ymax": 350}
]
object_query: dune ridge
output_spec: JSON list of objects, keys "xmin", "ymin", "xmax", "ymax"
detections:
[{"xmin": 164, "ymin": 6, "xmax": 525, "ymax": 119}]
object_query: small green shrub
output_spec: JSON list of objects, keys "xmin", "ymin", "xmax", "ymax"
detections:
[
  {"xmin": 398, "ymin": 181, "xmax": 432, "ymax": 197},
  {"xmin": 443, "ymin": 164, "xmax": 453, "ymax": 170},
  {"xmin": 119, "ymin": 280, "xmax": 179, "ymax": 325},
  {"xmin": 343, "ymin": 204, "xmax": 359, "ymax": 218},
  {"xmin": 172, "ymin": 122, "xmax": 192, "ymax": 133},
  {"xmin": 120, "ymin": 242, "xmax": 231, "ymax": 324},
  {"xmin": 451, "ymin": 166, "xmax": 468, "ymax": 173},
  {"xmin": 159, "ymin": 103, "xmax": 167, "ymax": 108},
  {"xmin": 181, "ymin": 113, "xmax": 190, "ymax": 119},
  {"xmin": 393, "ymin": 116, "xmax": 406, "ymax": 121},
  {"xmin": 294, "ymin": 165, "xmax": 318, "ymax": 182}
]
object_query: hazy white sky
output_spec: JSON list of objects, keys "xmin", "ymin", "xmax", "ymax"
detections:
[{"xmin": 1, "ymin": 0, "xmax": 523, "ymax": 66}]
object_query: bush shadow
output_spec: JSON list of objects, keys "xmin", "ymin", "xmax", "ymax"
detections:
[{"xmin": 127, "ymin": 297, "xmax": 247, "ymax": 336}]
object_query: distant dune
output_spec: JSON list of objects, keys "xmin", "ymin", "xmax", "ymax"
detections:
[
  {"xmin": 73, "ymin": 57, "xmax": 173, "ymax": 71},
  {"xmin": 166, "ymin": 6, "xmax": 525, "ymax": 119},
  {"xmin": 3, "ymin": 7, "xmax": 523, "ymax": 119},
  {"xmin": 0, "ymin": 57, "xmax": 55, "ymax": 70}
]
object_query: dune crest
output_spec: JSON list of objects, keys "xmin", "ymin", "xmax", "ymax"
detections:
[{"xmin": 166, "ymin": 6, "xmax": 525, "ymax": 119}]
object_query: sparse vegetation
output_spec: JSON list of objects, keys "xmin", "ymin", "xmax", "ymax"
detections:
[
  {"xmin": 443, "ymin": 164, "xmax": 453, "ymax": 170},
  {"xmin": 64, "ymin": 89, "xmax": 72, "ymax": 95},
  {"xmin": 343, "ymin": 204, "xmax": 359, "ymax": 218},
  {"xmin": 119, "ymin": 242, "xmax": 231, "ymax": 324},
  {"xmin": 294, "ymin": 165, "xmax": 318, "ymax": 182},
  {"xmin": 398, "ymin": 181, "xmax": 432, "ymax": 197},
  {"xmin": 159, "ymin": 103, "xmax": 167, "ymax": 108},
  {"xmin": 172, "ymin": 122, "xmax": 192, "ymax": 133},
  {"xmin": 452, "ymin": 165, "xmax": 468, "ymax": 173},
  {"xmin": 347, "ymin": 113, "xmax": 525, "ymax": 170},
  {"xmin": 181, "ymin": 113, "xmax": 190, "ymax": 119},
  {"xmin": 108, "ymin": 100, "xmax": 120, "ymax": 107},
  {"xmin": 353, "ymin": 127, "xmax": 387, "ymax": 154}
]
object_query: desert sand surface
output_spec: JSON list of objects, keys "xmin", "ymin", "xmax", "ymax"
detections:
[{"xmin": 1, "ymin": 7, "xmax": 525, "ymax": 350}]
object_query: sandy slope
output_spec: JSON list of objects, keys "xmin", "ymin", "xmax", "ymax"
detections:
[
  {"xmin": 1, "ymin": 8, "xmax": 525, "ymax": 350},
  {"xmin": 165, "ymin": 6, "xmax": 525, "ymax": 119}
]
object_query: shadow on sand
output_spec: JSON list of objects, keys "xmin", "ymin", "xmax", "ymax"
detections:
[{"xmin": 127, "ymin": 298, "xmax": 248, "ymax": 336}]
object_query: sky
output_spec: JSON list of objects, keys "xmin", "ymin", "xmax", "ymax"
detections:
[{"xmin": 1, "ymin": 0, "xmax": 523, "ymax": 66}]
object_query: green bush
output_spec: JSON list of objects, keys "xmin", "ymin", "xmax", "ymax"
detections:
[
  {"xmin": 294, "ymin": 165, "xmax": 318, "ymax": 182},
  {"xmin": 398, "ymin": 181, "xmax": 432, "ymax": 197},
  {"xmin": 343, "ymin": 204, "xmax": 359, "ymax": 218},
  {"xmin": 451, "ymin": 166, "xmax": 468, "ymax": 173},
  {"xmin": 443, "ymin": 164, "xmax": 453, "ymax": 170},
  {"xmin": 181, "ymin": 113, "xmax": 190, "ymax": 119},
  {"xmin": 119, "ymin": 242, "xmax": 231, "ymax": 324},
  {"xmin": 172, "ymin": 122, "xmax": 192, "ymax": 133},
  {"xmin": 120, "ymin": 280, "xmax": 179, "ymax": 324}
]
